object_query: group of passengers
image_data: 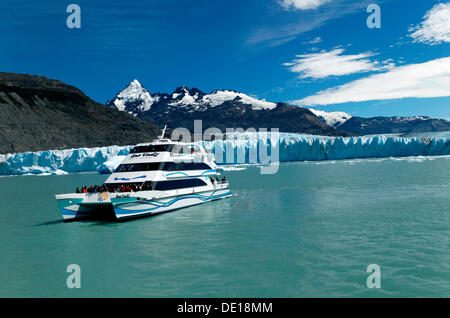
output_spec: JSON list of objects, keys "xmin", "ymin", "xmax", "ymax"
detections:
[
  {"xmin": 76, "ymin": 182, "xmax": 153, "ymax": 194},
  {"xmin": 109, "ymin": 183, "xmax": 153, "ymax": 193},
  {"xmin": 76, "ymin": 185, "xmax": 106, "ymax": 193},
  {"xmin": 209, "ymin": 176, "xmax": 227, "ymax": 185},
  {"xmin": 76, "ymin": 176, "xmax": 227, "ymax": 194}
]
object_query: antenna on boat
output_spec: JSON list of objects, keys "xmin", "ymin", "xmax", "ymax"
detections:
[{"xmin": 160, "ymin": 125, "xmax": 167, "ymax": 139}]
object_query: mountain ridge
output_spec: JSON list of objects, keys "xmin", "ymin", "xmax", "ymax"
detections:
[
  {"xmin": 338, "ymin": 116, "xmax": 450, "ymax": 135},
  {"xmin": 106, "ymin": 79, "xmax": 450, "ymax": 135},
  {"xmin": 106, "ymin": 80, "xmax": 278, "ymax": 115},
  {"xmin": 106, "ymin": 80, "xmax": 348, "ymax": 136}
]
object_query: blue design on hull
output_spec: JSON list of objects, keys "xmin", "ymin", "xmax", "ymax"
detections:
[
  {"xmin": 165, "ymin": 170, "xmax": 218, "ymax": 177},
  {"xmin": 165, "ymin": 171, "xmax": 188, "ymax": 177},
  {"xmin": 113, "ymin": 190, "xmax": 232, "ymax": 215},
  {"xmin": 114, "ymin": 175, "xmax": 147, "ymax": 181}
]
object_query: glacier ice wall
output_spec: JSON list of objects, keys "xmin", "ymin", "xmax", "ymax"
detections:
[
  {"xmin": 0, "ymin": 146, "xmax": 130, "ymax": 176},
  {"xmin": 203, "ymin": 133, "xmax": 450, "ymax": 163},
  {"xmin": 0, "ymin": 133, "xmax": 449, "ymax": 176}
]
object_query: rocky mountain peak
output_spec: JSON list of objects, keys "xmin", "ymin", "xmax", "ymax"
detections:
[{"xmin": 106, "ymin": 79, "xmax": 160, "ymax": 114}]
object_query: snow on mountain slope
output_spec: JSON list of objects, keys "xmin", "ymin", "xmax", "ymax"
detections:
[
  {"xmin": 168, "ymin": 86, "xmax": 204, "ymax": 110},
  {"xmin": 107, "ymin": 81, "xmax": 277, "ymax": 113},
  {"xmin": 393, "ymin": 116, "xmax": 428, "ymax": 121},
  {"xmin": 309, "ymin": 109, "xmax": 352, "ymax": 127},
  {"xmin": 104, "ymin": 80, "xmax": 449, "ymax": 136},
  {"xmin": 1, "ymin": 133, "xmax": 449, "ymax": 175},
  {"xmin": 106, "ymin": 80, "xmax": 161, "ymax": 115},
  {"xmin": 170, "ymin": 93, "xmax": 197, "ymax": 106},
  {"xmin": 202, "ymin": 90, "xmax": 277, "ymax": 110}
]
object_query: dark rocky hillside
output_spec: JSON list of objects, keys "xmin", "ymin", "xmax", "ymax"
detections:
[
  {"xmin": 0, "ymin": 73, "xmax": 159, "ymax": 154},
  {"xmin": 141, "ymin": 101, "xmax": 348, "ymax": 136},
  {"xmin": 339, "ymin": 116, "xmax": 450, "ymax": 135}
]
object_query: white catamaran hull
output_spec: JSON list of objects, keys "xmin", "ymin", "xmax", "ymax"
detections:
[
  {"xmin": 56, "ymin": 187, "xmax": 232, "ymax": 221},
  {"xmin": 55, "ymin": 133, "xmax": 233, "ymax": 222}
]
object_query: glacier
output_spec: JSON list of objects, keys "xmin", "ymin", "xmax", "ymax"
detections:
[
  {"xmin": 0, "ymin": 133, "xmax": 449, "ymax": 176},
  {"xmin": 0, "ymin": 146, "xmax": 131, "ymax": 176}
]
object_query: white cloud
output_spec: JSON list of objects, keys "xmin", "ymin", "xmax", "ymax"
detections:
[
  {"xmin": 246, "ymin": 15, "xmax": 327, "ymax": 46},
  {"xmin": 409, "ymin": 3, "xmax": 450, "ymax": 45},
  {"xmin": 247, "ymin": 0, "xmax": 389, "ymax": 47},
  {"xmin": 303, "ymin": 36, "xmax": 322, "ymax": 44},
  {"xmin": 283, "ymin": 48, "xmax": 394, "ymax": 79},
  {"xmin": 293, "ymin": 57, "xmax": 450, "ymax": 106},
  {"xmin": 281, "ymin": 0, "xmax": 331, "ymax": 10}
]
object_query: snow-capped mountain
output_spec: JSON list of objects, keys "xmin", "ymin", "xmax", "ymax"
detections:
[
  {"xmin": 166, "ymin": 88, "xmax": 277, "ymax": 112},
  {"xmin": 303, "ymin": 109, "xmax": 450, "ymax": 134},
  {"xmin": 106, "ymin": 79, "xmax": 165, "ymax": 115},
  {"xmin": 105, "ymin": 80, "xmax": 450, "ymax": 136},
  {"xmin": 105, "ymin": 80, "xmax": 345, "ymax": 136},
  {"xmin": 202, "ymin": 90, "xmax": 276, "ymax": 110},
  {"xmin": 107, "ymin": 81, "xmax": 277, "ymax": 115},
  {"xmin": 308, "ymin": 109, "xmax": 352, "ymax": 128},
  {"xmin": 167, "ymin": 86, "xmax": 205, "ymax": 110}
]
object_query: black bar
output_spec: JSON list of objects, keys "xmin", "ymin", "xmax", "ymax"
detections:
[{"xmin": 0, "ymin": 298, "xmax": 448, "ymax": 314}]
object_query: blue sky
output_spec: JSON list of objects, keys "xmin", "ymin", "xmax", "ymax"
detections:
[{"xmin": 0, "ymin": 0, "xmax": 449, "ymax": 119}]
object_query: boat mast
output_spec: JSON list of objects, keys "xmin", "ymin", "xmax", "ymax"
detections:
[{"xmin": 160, "ymin": 125, "xmax": 167, "ymax": 139}]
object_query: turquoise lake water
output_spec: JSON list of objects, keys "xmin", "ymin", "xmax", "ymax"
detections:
[{"xmin": 0, "ymin": 156, "xmax": 449, "ymax": 297}]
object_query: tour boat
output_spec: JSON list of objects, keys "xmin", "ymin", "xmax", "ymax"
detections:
[{"xmin": 55, "ymin": 129, "xmax": 232, "ymax": 221}]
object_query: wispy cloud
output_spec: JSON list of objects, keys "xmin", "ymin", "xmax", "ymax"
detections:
[
  {"xmin": 281, "ymin": 0, "xmax": 331, "ymax": 10},
  {"xmin": 303, "ymin": 36, "xmax": 323, "ymax": 44},
  {"xmin": 247, "ymin": 0, "xmax": 390, "ymax": 47},
  {"xmin": 283, "ymin": 48, "xmax": 394, "ymax": 79},
  {"xmin": 293, "ymin": 57, "xmax": 450, "ymax": 106},
  {"xmin": 409, "ymin": 3, "xmax": 450, "ymax": 45},
  {"xmin": 245, "ymin": 15, "xmax": 328, "ymax": 46}
]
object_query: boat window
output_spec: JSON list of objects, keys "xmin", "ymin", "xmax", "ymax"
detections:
[
  {"xmin": 164, "ymin": 162, "xmax": 212, "ymax": 171},
  {"xmin": 153, "ymin": 178, "xmax": 207, "ymax": 191},
  {"xmin": 114, "ymin": 162, "xmax": 212, "ymax": 172},
  {"xmin": 115, "ymin": 162, "xmax": 163, "ymax": 172},
  {"xmin": 130, "ymin": 144, "xmax": 174, "ymax": 154}
]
